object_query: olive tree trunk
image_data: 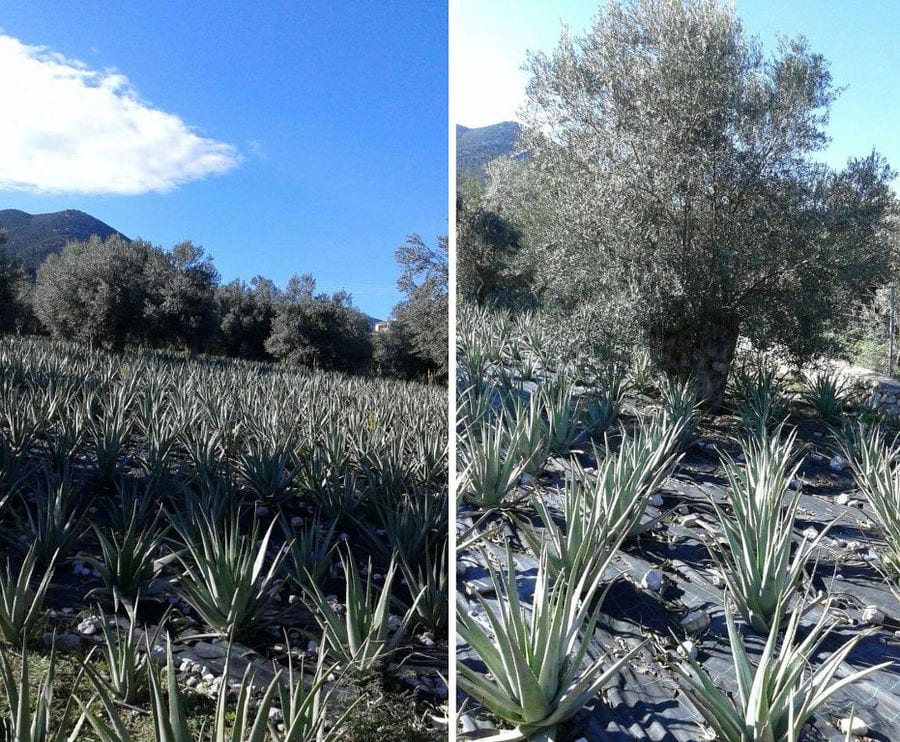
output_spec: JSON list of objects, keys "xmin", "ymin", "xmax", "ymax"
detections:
[{"xmin": 654, "ymin": 319, "xmax": 740, "ymax": 413}]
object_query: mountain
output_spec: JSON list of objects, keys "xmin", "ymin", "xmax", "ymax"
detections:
[
  {"xmin": 456, "ymin": 121, "xmax": 522, "ymax": 183},
  {"xmin": 0, "ymin": 208, "xmax": 128, "ymax": 274}
]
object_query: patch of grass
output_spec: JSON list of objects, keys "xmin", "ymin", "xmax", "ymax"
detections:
[{"xmin": 334, "ymin": 671, "xmax": 444, "ymax": 742}]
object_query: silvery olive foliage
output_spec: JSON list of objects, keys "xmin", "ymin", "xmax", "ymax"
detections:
[{"xmin": 485, "ymin": 0, "xmax": 896, "ymax": 408}]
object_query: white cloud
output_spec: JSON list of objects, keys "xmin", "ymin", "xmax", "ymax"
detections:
[{"xmin": 0, "ymin": 35, "xmax": 241, "ymax": 195}]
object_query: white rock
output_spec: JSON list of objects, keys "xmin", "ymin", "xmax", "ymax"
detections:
[
  {"xmin": 830, "ymin": 456, "xmax": 848, "ymax": 472},
  {"xmin": 186, "ymin": 676, "xmax": 199, "ymax": 688},
  {"xmin": 836, "ymin": 493, "xmax": 851, "ymax": 506},
  {"xmin": 681, "ymin": 610, "xmax": 711, "ymax": 634},
  {"xmin": 648, "ymin": 493, "xmax": 664, "ymax": 507},
  {"xmin": 838, "ymin": 716, "xmax": 869, "ymax": 736},
  {"xmin": 76, "ymin": 617, "xmax": 103, "ymax": 635},
  {"xmin": 862, "ymin": 606, "xmax": 885, "ymax": 626},
  {"xmin": 801, "ymin": 527, "xmax": 819, "ymax": 541},
  {"xmin": 642, "ymin": 569, "xmax": 664, "ymax": 592},
  {"xmin": 678, "ymin": 640, "xmax": 698, "ymax": 660},
  {"xmin": 268, "ymin": 707, "xmax": 284, "ymax": 723}
]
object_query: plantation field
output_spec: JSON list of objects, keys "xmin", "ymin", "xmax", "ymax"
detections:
[
  {"xmin": 0, "ymin": 335, "xmax": 448, "ymax": 739},
  {"xmin": 456, "ymin": 309, "xmax": 900, "ymax": 742}
]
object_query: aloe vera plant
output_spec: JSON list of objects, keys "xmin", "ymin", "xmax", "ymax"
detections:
[
  {"xmin": 85, "ymin": 512, "xmax": 174, "ymax": 610},
  {"xmin": 269, "ymin": 644, "xmax": 359, "ymax": 742},
  {"xmin": 711, "ymin": 427, "xmax": 825, "ymax": 634},
  {"xmin": 659, "ymin": 374, "xmax": 700, "ymax": 450},
  {"xmin": 280, "ymin": 514, "xmax": 337, "ymax": 591},
  {"xmin": 81, "ymin": 635, "xmax": 279, "ymax": 742},
  {"xmin": 800, "ymin": 369, "xmax": 856, "ymax": 423},
  {"xmin": 522, "ymin": 463, "xmax": 637, "ymax": 586},
  {"xmin": 0, "ymin": 435, "xmax": 29, "ymax": 507},
  {"xmin": 397, "ymin": 540, "xmax": 448, "ymax": 632},
  {"xmin": 673, "ymin": 596, "xmax": 890, "ymax": 742},
  {"xmin": 587, "ymin": 413, "xmax": 685, "ymax": 538},
  {"xmin": 16, "ymin": 466, "xmax": 87, "ymax": 568},
  {"xmin": 458, "ymin": 411, "xmax": 531, "ymax": 509},
  {"xmin": 237, "ymin": 439, "xmax": 298, "ymax": 504},
  {"xmin": 83, "ymin": 603, "xmax": 165, "ymax": 705},
  {"xmin": 730, "ymin": 367, "xmax": 791, "ymax": 437},
  {"xmin": 0, "ymin": 544, "xmax": 57, "ymax": 645},
  {"xmin": 304, "ymin": 548, "xmax": 422, "ymax": 673},
  {"xmin": 539, "ymin": 378, "xmax": 581, "ymax": 454},
  {"xmin": 174, "ymin": 515, "xmax": 288, "ymax": 639},
  {"xmin": 457, "ymin": 543, "xmax": 645, "ymax": 741},
  {"xmin": 839, "ymin": 422, "xmax": 900, "ymax": 582},
  {"xmin": 0, "ymin": 334, "xmax": 446, "ymax": 736},
  {"xmin": 501, "ymin": 392, "xmax": 550, "ymax": 477},
  {"xmin": 90, "ymin": 400, "xmax": 131, "ymax": 482}
]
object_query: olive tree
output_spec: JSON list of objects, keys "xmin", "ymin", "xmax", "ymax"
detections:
[
  {"xmin": 265, "ymin": 277, "xmax": 372, "ymax": 373},
  {"xmin": 456, "ymin": 182, "xmax": 526, "ymax": 307},
  {"xmin": 34, "ymin": 235, "xmax": 220, "ymax": 353},
  {"xmin": 392, "ymin": 234, "xmax": 448, "ymax": 379},
  {"xmin": 0, "ymin": 231, "xmax": 25, "ymax": 335},
  {"xmin": 497, "ymin": 0, "xmax": 895, "ymax": 408},
  {"xmin": 145, "ymin": 240, "xmax": 219, "ymax": 354},
  {"xmin": 214, "ymin": 277, "xmax": 278, "ymax": 360},
  {"xmin": 33, "ymin": 235, "xmax": 156, "ymax": 351}
]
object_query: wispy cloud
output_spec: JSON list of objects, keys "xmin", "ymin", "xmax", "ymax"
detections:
[
  {"xmin": 246, "ymin": 139, "xmax": 268, "ymax": 160},
  {"xmin": 0, "ymin": 35, "xmax": 241, "ymax": 195}
]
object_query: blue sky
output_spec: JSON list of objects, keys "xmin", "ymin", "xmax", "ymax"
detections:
[
  {"xmin": 454, "ymin": 0, "xmax": 899, "ymax": 183},
  {"xmin": 0, "ymin": 1, "xmax": 448, "ymax": 320}
]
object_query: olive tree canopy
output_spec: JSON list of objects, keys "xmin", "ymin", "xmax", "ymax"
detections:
[{"xmin": 495, "ymin": 0, "xmax": 896, "ymax": 408}]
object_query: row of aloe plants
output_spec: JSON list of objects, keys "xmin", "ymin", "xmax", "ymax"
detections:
[
  {"xmin": 456, "ymin": 306, "xmax": 892, "ymax": 741},
  {"xmin": 0, "ymin": 334, "xmax": 448, "ymax": 738}
]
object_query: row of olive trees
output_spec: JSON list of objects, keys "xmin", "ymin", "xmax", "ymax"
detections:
[
  {"xmin": 0, "ymin": 232, "xmax": 447, "ymax": 380},
  {"xmin": 462, "ymin": 0, "xmax": 898, "ymax": 409}
]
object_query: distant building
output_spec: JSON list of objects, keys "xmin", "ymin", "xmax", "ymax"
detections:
[{"xmin": 374, "ymin": 321, "xmax": 392, "ymax": 333}]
